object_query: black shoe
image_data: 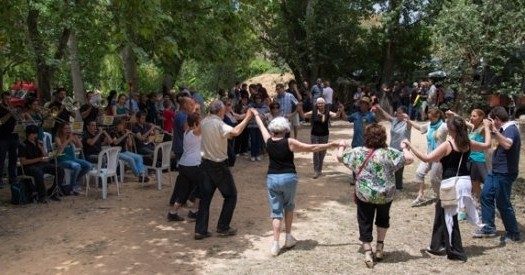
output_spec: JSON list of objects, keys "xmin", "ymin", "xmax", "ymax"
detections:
[
  {"xmin": 167, "ymin": 212, "xmax": 184, "ymax": 222},
  {"xmin": 426, "ymin": 246, "xmax": 446, "ymax": 256},
  {"xmin": 216, "ymin": 227, "xmax": 237, "ymax": 237},
  {"xmin": 139, "ymin": 176, "xmax": 150, "ymax": 183},
  {"xmin": 49, "ymin": 195, "xmax": 61, "ymax": 202},
  {"xmin": 194, "ymin": 232, "xmax": 212, "ymax": 240},
  {"xmin": 187, "ymin": 211, "xmax": 198, "ymax": 220},
  {"xmin": 72, "ymin": 191, "xmax": 80, "ymax": 196},
  {"xmin": 37, "ymin": 198, "xmax": 48, "ymax": 204}
]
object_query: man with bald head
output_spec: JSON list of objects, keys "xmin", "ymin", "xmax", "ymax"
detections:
[{"xmin": 194, "ymin": 100, "xmax": 254, "ymax": 240}]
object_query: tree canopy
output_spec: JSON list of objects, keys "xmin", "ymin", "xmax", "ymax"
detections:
[{"xmin": 0, "ymin": 0, "xmax": 523, "ymax": 110}]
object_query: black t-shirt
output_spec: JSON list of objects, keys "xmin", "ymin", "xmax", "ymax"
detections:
[
  {"xmin": 0, "ymin": 103, "xmax": 17, "ymax": 138},
  {"xmin": 267, "ymin": 138, "xmax": 295, "ymax": 174},
  {"xmin": 311, "ymin": 108, "xmax": 330, "ymax": 136},
  {"xmin": 18, "ymin": 140, "xmax": 44, "ymax": 167},
  {"xmin": 111, "ymin": 131, "xmax": 128, "ymax": 152},
  {"xmin": 79, "ymin": 104, "xmax": 99, "ymax": 124},
  {"xmin": 82, "ymin": 131, "xmax": 102, "ymax": 157},
  {"xmin": 132, "ymin": 123, "xmax": 153, "ymax": 150}
]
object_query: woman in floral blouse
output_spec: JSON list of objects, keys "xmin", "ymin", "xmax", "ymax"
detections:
[{"xmin": 337, "ymin": 123, "xmax": 413, "ymax": 268}]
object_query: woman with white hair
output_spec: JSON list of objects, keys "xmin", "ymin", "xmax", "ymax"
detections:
[
  {"xmin": 251, "ymin": 110, "xmax": 339, "ymax": 256},
  {"xmin": 301, "ymin": 97, "xmax": 343, "ymax": 178}
]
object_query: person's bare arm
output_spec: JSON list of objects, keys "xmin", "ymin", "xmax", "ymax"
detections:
[
  {"xmin": 375, "ymin": 105, "xmax": 393, "ymax": 122},
  {"xmin": 288, "ymin": 138, "xmax": 338, "ymax": 153},
  {"xmin": 470, "ymin": 119, "xmax": 492, "ymax": 151},
  {"xmin": 229, "ymin": 109, "xmax": 253, "ymax": 137},
  {"xmin": 402, "ymin": 138, "xmax": 450, "ymax": 162},
  {"xmin": 252, "ymin": 109, "xmax": 271, "ymax": 142},
  {"xmin": 81, "ymin": 106, "xmax": 92, "ymax": 119}
]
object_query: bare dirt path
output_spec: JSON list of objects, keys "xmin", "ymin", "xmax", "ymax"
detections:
[{"xmin": 0, "ymin": 120, "xmax": 524, "ymax": 275}]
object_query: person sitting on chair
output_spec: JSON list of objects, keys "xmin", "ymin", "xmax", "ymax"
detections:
[
  {"xmin": 55, "ymin": 122, "xmax": 93, "ymax": 196},
  {"xmin": 82, "ymin": 119, "xmax": 112, "ymax": 163},
  {"xmin": 111, "ymin": 118, "xmax": 149, "ymax": 182},
  {"xmin": 132, "ymin": 111, "xmax": 157, "ymax": 157},
  {"xmin": 18, "ymin": 125, "xmax": 65, "ymax": 203}
]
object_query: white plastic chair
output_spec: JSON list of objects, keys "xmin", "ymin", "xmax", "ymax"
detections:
[
  {"xmin": 144, "ymin": 142, "xmax": 172, "ymax": 190},
  {"xmin": 86, "ymin": 147, "xmax": 121, "ymax": 199}
]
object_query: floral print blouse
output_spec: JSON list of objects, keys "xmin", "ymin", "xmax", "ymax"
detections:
[{"xmin": 343, "ymin": 147, "xmax": 405, "ymax": 204}]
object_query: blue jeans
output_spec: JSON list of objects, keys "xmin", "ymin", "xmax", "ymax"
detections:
[
  {"xmin": 58, "ymin": 159, "xmax": 93, "ymax": 191},
  {"xmin": 249, "ymin": 127, "xmax": 263, "ymax": 157},
  {"xmin": 267, "ymin": 173, "xmax": 297, "ymax": 219},
  {"xmin": 480, "ymin": 172, "xmax": 520, "ymax": 238},
  {"xmin": 119, "ymin": 151, "xmax": 145, "ymax": 176}
]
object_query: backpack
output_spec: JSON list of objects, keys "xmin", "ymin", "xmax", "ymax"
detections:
[{"xmin": 10, "ymin": 179, "xmax": 35, "ymax": 205}]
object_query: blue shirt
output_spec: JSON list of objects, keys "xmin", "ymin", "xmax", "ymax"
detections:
[
  {"xmin": 276, "ymin": 92, "xmax": 298, "ymax": 116},
  {"xmin": 347, "ymin": 111, "xmax": 376, "ymax": 148},
  {"xmin": 492, "ymin": 122, "xmax": 520, "ymax": 174}
]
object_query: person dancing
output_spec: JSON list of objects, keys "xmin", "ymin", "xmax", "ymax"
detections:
[
  {"xmin": 337, "ymin": 123, "xmax": 413, "ymax": 268},
  {"xmin": 403, "ymin": 117, "xmax": 491, "ymax": 262},
  {"xmin": 251, "ymin": 111, "xmax": 339, "ymax": 256}
]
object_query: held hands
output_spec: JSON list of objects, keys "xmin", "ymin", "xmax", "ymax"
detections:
[
  {"xmin": 401, "ymin": 113, "xmax": 410, "ymax": 121},
  {"xmin": 483, "ymin": 118, "xmax": 493, "ymax": 131},
  {"xmin": 401, "ymin": 139, "xmax": 411, "ymax": 149}
]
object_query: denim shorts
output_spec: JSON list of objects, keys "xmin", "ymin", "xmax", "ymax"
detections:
[{"xmin": 267, "ymin": 173, "xmax": 298, "ymax": 219}]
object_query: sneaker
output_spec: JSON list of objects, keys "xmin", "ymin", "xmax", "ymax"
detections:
[
  {"xmin": 458, "ymin": 211, "xmax": 466, "ymax": 221},
  {"xmin": 283, "ymin": 236, "xmax": 297, "ymax": 249},
  {"xmin": 499, "ymin": 234, "xmax": 523, "ymax": 244},
  {"xmin": 271, "ymin": 244, "xmax": 281, "ymax": 256},
  {"xmin": 216, "ymin": 227, "xmax": 237, "ymax": 237},
  {"xmin": 256, "ymin": 156, "xmax": 261, "ymax": 161},
  {"xmin": 472, "ymin": 228, "xmax": 496, "ymax": 238},
  {"xmin": 194, "ymin": 232, "xmax": 212, "ymax": 240},
  {"xmin": 187, "ymin": 211, "xmax": 198, "ymax": 220},
  {"xmin": 250, "ymin": 157, "xmax": 256, "ymax": 162},
  {"xmin": 166, "ymin": 212, "xmax": 184, "ymax": 222},
  {"xmin": 411, "ymin": 196, "xmax": 426, "ymax": 207}
]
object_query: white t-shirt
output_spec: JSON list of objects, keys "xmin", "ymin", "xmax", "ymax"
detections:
[
  {"xmin": 322, "ymin": 87, "xmax": 334, "ymax": 104},
  {"xmin": 200, "ymin": 114, "xmax": 232, "ymax": 162},
  {"xmin": 178, "ymin": 130, "xmax": 201, "ymax": 166}
]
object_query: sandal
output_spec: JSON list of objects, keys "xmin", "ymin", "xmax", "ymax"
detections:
[
  {"xmin": 375, "ymin": 241, "xmax": 384, "ymax": 261},
  {"xmin": 364, "ymin": 249, "xmax": 374, "ymax": 268}
]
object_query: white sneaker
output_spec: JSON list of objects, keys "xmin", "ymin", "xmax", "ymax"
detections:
[
  {"xmin": 271, "ymin": 244, "xmax": 280, "ymax": 256},
  {"xmin": 283, "ymin": 236, "xmax": 297, "ymax": 248},
  {"xmin": 250, "ymin": 157, "xmax": 256, "ymax": 162},
  {"xmin": 256, "ymin": 156, "xmax": 261, "ymax": 161}
]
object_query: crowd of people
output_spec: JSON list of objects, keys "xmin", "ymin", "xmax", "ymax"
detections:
[{"xmin": 1, "ymin": 77, "xmax": 521, "ymax": 269}]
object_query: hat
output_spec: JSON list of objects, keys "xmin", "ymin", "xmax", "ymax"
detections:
[
  {"xmin": 359, "ymin": 97, "xmax": 371, "ymax": 105},
  {"xmin": 316, "ymin": 97, "xmax": 326, "ymax": 104},
  {"xmin": 25, "ymin": 124, "xmax": 39, "ymax": 135}
]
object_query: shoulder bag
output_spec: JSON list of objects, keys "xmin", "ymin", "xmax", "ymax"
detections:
[{"xmin": 439, "ymin": 153, "xmax": 463, "ymax": 207}]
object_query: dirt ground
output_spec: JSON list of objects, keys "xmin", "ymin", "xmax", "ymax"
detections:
[{"xmin": 1, "ymin": 120, "xmax": 524, "ymax": 275}]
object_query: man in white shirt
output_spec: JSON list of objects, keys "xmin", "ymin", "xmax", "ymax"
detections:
[
  {"xmin": 194, "ymin": 100, "xmax": 254, "ymax": 240},
  {"xmin": 322, "ymin": 80, "xmax": 334, "ymax": 112}
]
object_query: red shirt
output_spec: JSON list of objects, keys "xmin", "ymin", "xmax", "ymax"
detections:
[{"xmin": 163, "ymin": 109, "xmax": 175, "ymax": 132}]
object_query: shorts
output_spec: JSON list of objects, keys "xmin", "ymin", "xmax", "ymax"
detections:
[
  {"xmin": 290, "ymin": 113, "xmax": 300, "ymax": 126},
  {"xmin": 469, "ymin": 161, "xmax": 488, "ymax": 182},
  {"xmin": 266, "ymin": 173, "xmax": 298, "ymax": 219}
]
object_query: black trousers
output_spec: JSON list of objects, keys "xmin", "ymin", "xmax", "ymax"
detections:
[
  {"xmin": 395, "ymin": 167, "xmax": 404, "ymax": 190},
  {"xmin": 25, "ymin": 163, "xmax": 65, "ymax": 199},
  {"xmin": 429, "ymin": 200, "xmax": 467, "ymax": 261},
  {"xmin": 169, "ymin": 164, "xmax": 202, "ymax": 205},
  {"xmin": 0, "ymin": 136, "xmax": 18, "ymax": 184},
  {"xmin": 195, "ymin": 159, "xmax": 237, "ymax": 234},
  {"xmin": 356, "ymin": 199, "xmax": 392, "ymax": 242}
]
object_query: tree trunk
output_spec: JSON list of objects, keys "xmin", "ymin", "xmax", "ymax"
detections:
[
  {"xmin": 379, "ymin": 0, "xmax": 401, "ymax": 86},
  {"xmin": 68, "ymin": 31, "xmax": 86, "ymax": 104},
  {"xmin": 120, "ymin": 44, "xmax": 139, "ymax": 94}
]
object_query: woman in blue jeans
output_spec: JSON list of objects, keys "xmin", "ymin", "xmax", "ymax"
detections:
[
  {"xmin": 55, "ymin": 122, "xmax": 93, "ymax": 195},
  {"xmin": 111, "ymin": 119, "xmax": 149, "ymax": 182},
  {"xmin": 251, "ymin": 112, "xmax": 339, "ymax": 257}
]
